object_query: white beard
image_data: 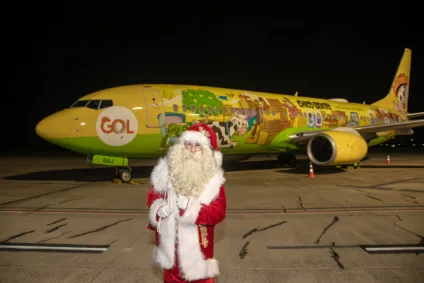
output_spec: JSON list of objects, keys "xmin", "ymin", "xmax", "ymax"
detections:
[{"xmin": 168, "ymin": 143, "xmax": 218, "ymax": 198}]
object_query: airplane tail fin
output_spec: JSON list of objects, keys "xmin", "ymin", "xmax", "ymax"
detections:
[{"xmin": 371, "ymin": 48, "xmax": 411, "ymax": 114}]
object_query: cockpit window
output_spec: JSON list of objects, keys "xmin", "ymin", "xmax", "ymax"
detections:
[
  {"xmin": 71, "ymin": 100, "xmax": 89, "ymax": 107},
  {"xmin": 70, "ymin": 99, "xmax": 114, "ymax": 110},
  {"xmin": 99, "ymin": 100, "xmax": 113, "ymax": 109},
  {"xmin": 87, "ymin": 100, "xmax": 101, "ymax": 110}
]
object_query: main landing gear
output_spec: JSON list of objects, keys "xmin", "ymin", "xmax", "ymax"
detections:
[
  {"xmin": 337, "ymin": 162, "xmax": 360, "ymax": 170},
  {"xmin": 113, "ymin": 166, "xmax": 137, "ymax": 184},
  {"xmin": 277, "ymin": 153, "xmax": 297, "ymax": 168}
]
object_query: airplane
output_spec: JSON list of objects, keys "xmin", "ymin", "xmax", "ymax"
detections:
[{"xmin": 36, "ymin": 48, "xmax": 424, "ymax": 183}]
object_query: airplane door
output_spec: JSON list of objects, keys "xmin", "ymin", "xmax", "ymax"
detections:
[{"xmin": 141, "ymin": 86, "xmax": 166, "ymax": 132}]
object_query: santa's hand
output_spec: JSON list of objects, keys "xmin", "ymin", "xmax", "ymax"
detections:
[
  {"xmin": 177, "ymin": 195, "xmax": 189, "ymax": 210},
  {"xmin": 157, "ymin": 205, "xmax": 172, "ymax": 219}
]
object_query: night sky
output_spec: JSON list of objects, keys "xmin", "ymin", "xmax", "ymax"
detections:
[{"xmin": 6, "ymin": 3, "xmax": 423, "ymax": 153}]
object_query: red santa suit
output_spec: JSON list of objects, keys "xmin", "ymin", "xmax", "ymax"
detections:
[{"xmin": 147, "ymin": 124, "xmax": 227, "ymax": 283}]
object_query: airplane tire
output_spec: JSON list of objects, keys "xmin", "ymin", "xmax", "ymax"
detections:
[
  {"xmin": 277, "ymin": 153, "xmax": 297, "ymax": 168},
  {"xmin": 119, "ymin": 169, "xmax": 132, "ymax": 183}
]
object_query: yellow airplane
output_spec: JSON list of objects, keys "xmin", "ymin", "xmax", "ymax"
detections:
[{"xmin": 36, "ymin": 48, "xmax": 424, "ymax": 182}]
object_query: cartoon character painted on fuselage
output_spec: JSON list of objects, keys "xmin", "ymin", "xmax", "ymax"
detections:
[
  {"xmin": 210, "ymin": 115, "xmax": 249, "ymax": 148},
  {"xmin": 306, "ymin": 110, "xmax": 323, "ymax": 128},
  {"xmin": 349, "ymin": 112, "xmax": 359, "ymax": 127},
  {"xmin": 392, "ymin": 74, "xmax": 409, "ymax": 114}
]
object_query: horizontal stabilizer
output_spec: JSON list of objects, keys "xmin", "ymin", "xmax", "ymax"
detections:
[
  {"xmin": 407, "ymin": 112, "xmax": 424, "ymax": 119},
  {"xmin": 395, "ymin": 128, "xmax": 414, "ymax": 136}
]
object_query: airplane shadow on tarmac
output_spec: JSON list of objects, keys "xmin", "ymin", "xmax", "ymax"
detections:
[{"xmin": 3, "ymin": 159, "xmax": 424, "ymax": 182}]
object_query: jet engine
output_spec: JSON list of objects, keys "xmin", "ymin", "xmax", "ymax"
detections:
[{"xmin": 307, "ymin": 128, "xmax": 368, "ymax": 166}]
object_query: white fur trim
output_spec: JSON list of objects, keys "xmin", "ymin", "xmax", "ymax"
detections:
[
  {"xmin": 198, "ymin": 169, "xmax": 225, "ymax": 205},
  {"xmin": 214, "ymin": 150, "xmax": 223, "ymax": 167},
  {"xmin": 178, "ymin": 169, "xmax": 225, "ymax": 226},
  {"xmin": 150, "ymin": 158, "xmax": 169, "ymax": 193},
  {"xmin": 180, "ymin": 131, "xmax": 209, "ymax": 145},
  {"xmin": 153, "ymin": 209, "xmax": 178, "ymax": 270},
  {"xmin": 178, "ymin": 225, "xmax": 220, "ymax": 280},
  {"xmin": 179, "ymin": 198, "xmax": 202, "ymax": 226},
  {"xmin": 148, "ymin": 198, "xmax": 164, "ymax": 228}
]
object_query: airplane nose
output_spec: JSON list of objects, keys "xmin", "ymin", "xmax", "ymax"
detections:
[
  {"xmin": 35, "ymin": 117, "xmax": 51, "ymax": 139},
  {"xmin": 35, "ymin": 109, "xmax": 90, "ymax": 141},
  {"xmin": 36, "ymin": 112, "xmax": 64, "ymax": 140}
]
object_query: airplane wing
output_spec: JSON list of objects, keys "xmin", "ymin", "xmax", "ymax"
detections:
[
  {"xmin": 353, "ymin": 119, "xmax": 424, "ymax": 132},
  {"xmin": 289, "ymin": 119, "xmax": 424, "ymax": 143},
  {"xmin": 407, "ymin": 112, "xmax": 424, "ymax": 119}
]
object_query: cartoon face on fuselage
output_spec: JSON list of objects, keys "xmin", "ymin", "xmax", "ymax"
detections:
[
  {"xmin": 392, "ymin": 73, "xmax": 409, "ymax": 114},
  {"xmin": 396, "ymin": 84, "xmax": 408, "ymax": 111}
]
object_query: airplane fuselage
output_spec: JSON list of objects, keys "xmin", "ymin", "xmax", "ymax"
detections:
[{"xmin": 36, "ymin": 84, "xmax": 404, "ymax": 159}]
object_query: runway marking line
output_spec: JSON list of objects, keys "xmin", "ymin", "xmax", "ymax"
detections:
[
  {"xmin": 1, "ymin": 207, "xmax": 424, "ymax": 216},
  {"xmin": 0, "ymin": 242, "xmax": 109, "ymax": 253}
]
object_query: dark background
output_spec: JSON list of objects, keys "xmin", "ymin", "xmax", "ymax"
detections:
[{"xmin": 5, "ymin": 2, "xmax": 423, "ymax": 153}]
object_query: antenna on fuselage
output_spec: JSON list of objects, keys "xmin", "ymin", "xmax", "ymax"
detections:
[{"xmin": 295, "ymin": 91, "xmax": 299, "ymax": 96}]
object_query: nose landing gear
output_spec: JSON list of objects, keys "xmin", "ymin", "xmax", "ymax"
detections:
[{"xmin": 87, "ymin": 155, "xmax": 139, "ymax": 185}]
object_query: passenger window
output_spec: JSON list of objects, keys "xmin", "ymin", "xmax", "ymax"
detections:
[
  {"xmin": 214, "ymin": 106, "xmax": 221, "ymax": 114},
  {"xmin": 71, "ymin": 100, "xmax": 89, "ymax": 108},
  {"xmin": 199, "ymin": 105, "xmax": 204, "ymax": 113},
  {"xmin": 173, "ymin": 104, "xmax": 178, "ymax": 112},
  {"xmin": 191, "ymin": 105, "xmax": 196, "ymax": 112},
  {"xmin": 87, "ymin": 100, "xmax": 101, "ymax": 110},
  {"xmin": 99, "ymin": 100, "xmax": 113, "ymax": 109},
  {"xmin": 182, "ymin": 105, "xmax": 188, "ymax": 112}
]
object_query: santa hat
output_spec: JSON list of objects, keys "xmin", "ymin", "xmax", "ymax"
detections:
[{"xmin": 179, "ymin": 123, "xmax": 223, "ymax": 167}]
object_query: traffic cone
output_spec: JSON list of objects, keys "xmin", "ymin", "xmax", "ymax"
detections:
[
  {"xmin": 386, "ymin": 155, "xmax": 391, "ymax": 165},
  {"xmin": 308, "ymin": 162, "xmax": 315, "ymax": 178}
]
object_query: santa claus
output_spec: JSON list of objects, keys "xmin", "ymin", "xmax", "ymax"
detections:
[{"xmin": 147, "ymin": 123, "xmax": 227, "ymax": 283}]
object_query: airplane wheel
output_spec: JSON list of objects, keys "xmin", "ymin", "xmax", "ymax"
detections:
[
  {"xmin": 277, "ymin": 153, "xmax": 297, "ymax": 168},
  {"xmin": 119, "ymin": 169, "xmax": 132, "ymax": 183},
  {"xmin": 286, "ymin": 159, "xmax": 296, "ymax": 168}
]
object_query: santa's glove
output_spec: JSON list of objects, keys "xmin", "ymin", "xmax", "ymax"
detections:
[
  {"xmin": 157, "ymin": 205, "xmax": 172, "ymax": 219},
  {"xmin": 177, "ymin": 195, "xmax": 189, "ymax": 210}
]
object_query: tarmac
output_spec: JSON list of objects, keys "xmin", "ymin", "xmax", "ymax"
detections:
[{"xmin": 0, "ymin": 151, "xmax": 423, "ymax": 282}]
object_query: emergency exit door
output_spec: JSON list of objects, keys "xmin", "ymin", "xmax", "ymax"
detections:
[{"xmin": 141, "ymin": 86, "xmax": 166, "ymax": 132}]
